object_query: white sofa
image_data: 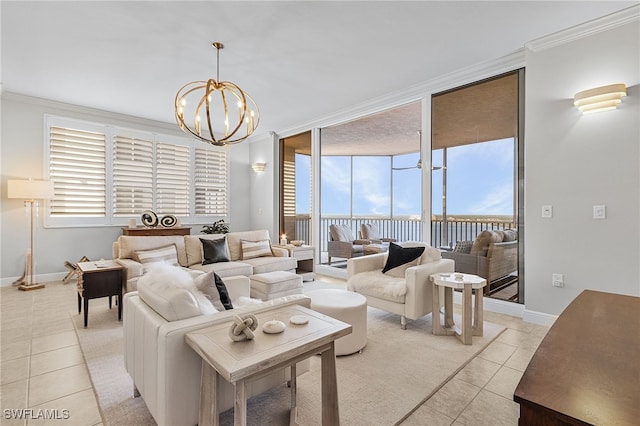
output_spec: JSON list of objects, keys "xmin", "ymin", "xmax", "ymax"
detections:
[
  {"xmin": 123, "ymin": 274, "xmax": 311, "ymax": 426},
  {"xmin": 113, "ymin": 229, "xmax": 297, "ymax": 292},
  {"xmin": 347, "ymin": 242, "xmax": 454, "ymax": 329}
]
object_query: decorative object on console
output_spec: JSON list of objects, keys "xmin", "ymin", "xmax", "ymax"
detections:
[
  {"xmin": 175, "ymin": 42, "xmax": 259, "ymax": 146},
  {"xmin": 280, "ymin": 234, "xmax": 287, "ymax": 245},
  {"xmin": 141, "ymin": 210, "xmax": 159, "ymax": 227},
  {"xmin": 7, "ymin": 179, "xmax": 55, "ymax": 291},
  {"xmin": 228, "ymin": 314, "xmax": 259, "ymax": 341},
  {"xmin": 262, "ymin": 319, "xmax": 286, "ymax": 334},
  {"xmin": 574, "ymin": 83, "xmax": 627, "ymax": 114},
  {"xmin": 160, "ymin": 214, "xmax": 177, "ymax": 227},
  {"xmin": 290, "ymin": 240, "xmax": 304, "ymax": 247},
  {"xmin": 201, "ymin": 219, "xmax": 229, "ymax": 234}
]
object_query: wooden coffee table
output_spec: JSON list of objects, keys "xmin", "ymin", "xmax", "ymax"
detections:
[
  {"xmin": 186, "ymin": 304, "xmax": 352, "ymax": 426},
  {"xmin": 430, "ymin": 272, "xmax": 487, "ymax": 345}
]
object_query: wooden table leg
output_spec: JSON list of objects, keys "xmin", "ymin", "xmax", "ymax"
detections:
[
  {"xmin": 290, "ymin": 363, "xmax": 298, "ymax": 425},
  {"xmin": 473, "ymin": 288, "xmax": 484, "ymax": 337},
  {"xmin": 432, "ymin": 283, "xmax": 443, "ymax": 335},
  {"xmin": 459, "ymin": 286, "xmax": 472, "ymax": 344},
  {"xmin": 83, "ymin": 296, "xmax": 89, "ymax": 328},
  {"xmin": 234, "ymin": 378, "xmax": 247, "ymax": 426},
  {"xmin": 444, "ymin": 287, "xmax": 455, "ymax": 328},
  {"xmin": 199, "ymin": 361, "xmax": 218, "ymax": 426},
  {"xmin": 321, "ymin": 342, "xmax": 340, "ymax": 426}
]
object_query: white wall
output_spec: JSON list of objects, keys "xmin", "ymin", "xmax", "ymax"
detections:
[
  {"xmin": 524, "ymin": 20, "xmax": 640, "ymax": 317},
  {"xmin": 0, "ymin": 94, "xmax": 252, "ymax": 285}
]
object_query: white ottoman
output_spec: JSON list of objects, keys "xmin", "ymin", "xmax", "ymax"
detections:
[
  {"xmin": 249, "ymin": 271, "xmax": 303, "ymax": 300},
  {"xmin": 306, "ymin": 289, "xmax": 367, "ymax": 356}
]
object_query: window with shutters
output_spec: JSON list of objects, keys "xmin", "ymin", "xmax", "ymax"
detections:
[
  {"xmin": 45, "ymin": 115, "xmax": 228, "ymax": 227},
  {"xmin": 194, "ymin": 148, "xmax": 228, "ymax": 216}
]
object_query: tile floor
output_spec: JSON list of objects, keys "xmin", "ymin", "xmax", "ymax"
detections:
[{"xmin": 1, "ymin": 277, "xmax": 549, "ymax": 426}]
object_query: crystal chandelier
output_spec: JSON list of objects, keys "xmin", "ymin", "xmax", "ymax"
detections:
[{"xmin": 175, "ymin": 42, "xmax": 260, "ymax": 145}]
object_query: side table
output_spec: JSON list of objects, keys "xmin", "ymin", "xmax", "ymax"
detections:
[
  {"xmin": 430, "ymin": 272, "xmax": 487, "ymax": 345},
  {"xmin": 77, "ymin": 260, "xmax": 125, "ymax": 328},
  {"xmin": 273, "ymin": 244, "xmax": 316, "ymax": 281},
  {"xmin": 186, "ymin": 304, "xmax": 351, "ymax": 426}
]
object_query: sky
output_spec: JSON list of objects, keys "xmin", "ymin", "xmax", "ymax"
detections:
[{"xmin": 297, "ymin": 137, "xmax": 515, "ymax": 218}]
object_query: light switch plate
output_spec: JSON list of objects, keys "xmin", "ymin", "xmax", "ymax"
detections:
[
  {"xmin": 541, "ymin": 205, "xmax": 553, "ymax": 218},
  {"xmin": 593, "ymin": 205, "xmax": 606, "ymax": 219}
]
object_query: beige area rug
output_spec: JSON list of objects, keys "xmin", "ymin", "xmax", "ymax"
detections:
[{"xmin": 72, "ymin": 282, "xmax": 505, "ymax": 426}]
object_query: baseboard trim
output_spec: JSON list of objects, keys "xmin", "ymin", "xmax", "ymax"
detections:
[
  {"xmin": 522, "ymin": 309, "xmax": 558, "ymax": 327},
  {"xmin": 1, "ymin": 272, "xmax": 68, "ymax": 287}
]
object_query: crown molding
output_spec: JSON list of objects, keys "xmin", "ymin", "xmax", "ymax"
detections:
[{"xmin": 526, "ymin": 4, "xmax": 640, "ymax": 52}]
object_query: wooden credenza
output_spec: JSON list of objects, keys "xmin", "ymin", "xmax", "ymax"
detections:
[
  {"xmin": 514, "ymin": 290, "xmax": 639, "ymax": 425},
  {"xmin": 122, "ymin": 227, "xmax": 191, "ymax": 236}
]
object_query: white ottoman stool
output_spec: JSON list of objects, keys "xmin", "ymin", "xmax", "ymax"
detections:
[
  {"xmin": 306, "ymin": 289, "xmax": 367, "ymax": 356},
  {"xmin": 249, "ymin": 271, "xmax": 303, "ymax": 300}
]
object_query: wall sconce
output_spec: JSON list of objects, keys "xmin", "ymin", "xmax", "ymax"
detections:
[
  {"xmin": 574, "ymin": 83, "xmax": 627, "ymax": 114},
  {"xmin": 251, "ymin": 162, "xmax": 266, "ymax": 172}
]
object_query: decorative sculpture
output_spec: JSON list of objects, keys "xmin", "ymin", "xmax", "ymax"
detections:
[{"xmin": 228, "ymin": 314, "xmax": 259, "ymax": 342}]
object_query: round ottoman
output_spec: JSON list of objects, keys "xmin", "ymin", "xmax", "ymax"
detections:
[{"xmin": 306, "ymin": 289, "xmax": 367, "ymax": 356}]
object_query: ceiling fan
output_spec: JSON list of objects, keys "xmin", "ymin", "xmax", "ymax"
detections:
[
  {"xmin": 392, "ymin": 159, "xmax": 443, "ymax": 171},
  {"xmin": 390, "ymin": 131, "xmax": 444, "ymax": 171}
]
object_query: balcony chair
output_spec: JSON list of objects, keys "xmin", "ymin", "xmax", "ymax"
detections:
[
  {"xmin": 327, "ymin": 224, "xmax": 370, "ymax": 265},
  {"xmin": 360, "ymin": 223, "xmax": 397, "ymax": 244},
  {"xmin": 347, "ymin": 241, "xmax": 454, "ymax": 329}
]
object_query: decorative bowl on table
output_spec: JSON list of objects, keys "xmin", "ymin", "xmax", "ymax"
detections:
[{"xmin": 290, "ymin": 240, "xmax": 304, "ymax": 247}]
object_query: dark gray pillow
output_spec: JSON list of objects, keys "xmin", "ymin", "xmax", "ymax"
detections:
[
  {"xmin": 194, "ymin": 271, "xmax": 234, "ymax": 311},
  {"xmin": 200, "ymin": 237, "xmax": 229, "ymax": 265},
  {"xmin": 382, "ymin": 242, "xmax": 425, "ymax": 276}
]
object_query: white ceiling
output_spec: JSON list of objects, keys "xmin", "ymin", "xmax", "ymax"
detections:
[{"xmin": 2, "ymin": 1, "xmax": 636, "ymax": 145}]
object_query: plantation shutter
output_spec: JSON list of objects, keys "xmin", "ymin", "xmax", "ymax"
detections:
[
  {"xmin": 49, "ymin": 126, "xmax": 107, "ymax": 217},
  {"xmin": 112, "ymin": 136, "xmax": 153, "ymax": 216},
  {"xmin": 194, "ymin": 148, "xmax": 227, "ymax": 216},
  {"xmin": 156, "ymin": 142, "xmax": 190, "ymax": 215}
]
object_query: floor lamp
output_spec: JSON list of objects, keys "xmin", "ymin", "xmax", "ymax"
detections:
[{"xmin": 7, "ymin": 179, "xmax": 54, "ymax": 291}]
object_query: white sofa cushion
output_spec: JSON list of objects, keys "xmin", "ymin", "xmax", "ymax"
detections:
[
  {"xmin": 137, "ymin": 264, "xmax": 216, "ymax": 320},
  {"xmin": 189, "ymin": 260, "xmax": 253, "ymax": 277},
  {"xmin": 243, "ymin": 255, "xmax": 297, "ymax": 274}
]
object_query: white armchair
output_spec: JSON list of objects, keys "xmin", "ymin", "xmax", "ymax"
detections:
[{"xmin": 347, "ymin": 242, "xmax": 454, "ymax": 329}]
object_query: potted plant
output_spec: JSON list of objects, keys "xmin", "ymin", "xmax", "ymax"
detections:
[{"xmin": 201, "ymin": 219, "xmax": 229, "ymax": 234}]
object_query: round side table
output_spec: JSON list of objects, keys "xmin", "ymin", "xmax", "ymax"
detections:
[{"xmin": 430, "ymin": 273, "xmax": 487, "ymax": 345}]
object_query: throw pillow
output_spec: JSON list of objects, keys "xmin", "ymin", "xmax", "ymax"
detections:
[
  {"xmin": 382, "ymin": 242, "xmax": 425, "ymax": 278},
  {"xmin": 135, "ymin": 244, "xmax": 179, "ymax": 272},
  {"xmin": 453, "ymin": 240, "xmax": 474, "ymax": 254},
  {"xmin": 200, "ymin": 237, "xmax": 230, "ymax": 265},
  {"xmin": 137, "ymin": 263, "xmax": 216, "ymax": 318},
  {"xmin": 194, "ymin": 271, "xmax": 234, "ymax": 310},
  {"xmin": 241, "ymin": 239, "xmax": 273, "ymax": 260}
]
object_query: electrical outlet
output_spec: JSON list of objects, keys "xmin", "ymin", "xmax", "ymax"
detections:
[
  {"xmin": 552, "ymin": 273, "xmax": 564, "ymax": 287},
  {"xmin": 542, "ymin": 205, "xmax": 553, "ymax": 218}
]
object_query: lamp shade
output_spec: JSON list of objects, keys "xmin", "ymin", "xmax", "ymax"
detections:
[{"xmin": 7, "ymin": 179, "xmax": 55, "ymax": 200}]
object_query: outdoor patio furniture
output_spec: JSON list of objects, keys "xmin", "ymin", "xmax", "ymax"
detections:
[
  {"xmin": 327, "ymin": 224, "xmax": 370, "ymax": 265},
  {"xmin": 360, "ymin": 223, "xmax": 397, "ymax": 243}
]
